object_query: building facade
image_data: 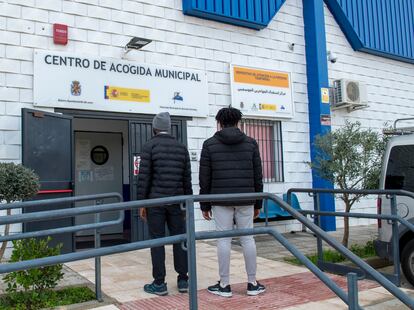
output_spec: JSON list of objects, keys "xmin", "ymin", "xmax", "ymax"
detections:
[{"xmin": 0, "ymin": 0, "xmax": 413, "ymax": 252}]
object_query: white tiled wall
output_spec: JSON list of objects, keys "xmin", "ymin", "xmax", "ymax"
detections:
[{"xmin": 0, "ymin": 0, "xmax": 413, "ymax": 235}]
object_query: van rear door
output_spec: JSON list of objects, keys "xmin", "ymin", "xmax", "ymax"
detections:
[{"xmin": 381, "ymin": 144, "xmax": 414, "ymax": 242}]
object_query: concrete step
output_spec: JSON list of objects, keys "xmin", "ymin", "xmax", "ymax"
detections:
[{"xmin": 364, "ymin": 291, "xmax": 414, "ymax": 310}]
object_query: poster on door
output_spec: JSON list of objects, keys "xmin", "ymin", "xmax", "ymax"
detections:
[
  {"xmin": 94, "ymin": 166, "xmax": 115, "ymax": 181},
  {"xmin": 76, "ymin": 139, "xmax": 91, "ymax": 170},
  {"xmin": 133, "ymin": 155, "xmax": 141, "ymax": 176},
  {"xmin": 230, "ymin": 64, "xmax": 294, "ymax": 119},
  {"xmin": 34, "ymin": 50, "xmax": 209, "ymax": 118}
]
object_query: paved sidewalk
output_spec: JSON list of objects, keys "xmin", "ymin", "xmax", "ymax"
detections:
[
  {"xmin": 240, "ymin": 224, "xmax": 378, "ymax": 261},
  {"xmin": 72, "ymin": 242, "xmax": 387, "ymax": 310},
  {"xmin": 0, "ymin": 223, "xmax": 394, "ymax": 309},
  {"xmin": 119, "ymin": 272, "xmax": 378, "ymax": 310},
  {"xmin": 66, "ymin": 242, "xmax": 306, "ymax": 303},
  {"xmin": 66, "ymin": 223, "xmax": 411, "ymax": 309}
]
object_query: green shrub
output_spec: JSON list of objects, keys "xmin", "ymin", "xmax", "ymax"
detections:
[
  {"xmin": 0, "ymin": 163, "xmax": 39, "ymax": 203},
  {"xmin": 284, "ymin": 241, "xmax": 377, "ymax": 266},
  {"xmin": 285, "ymin": 249, "xmax": 345, "ymax": 266},
  {"xmin": 0, "ymin": 286, "xmax": 96, "ymax": 310},
  {"xmin": 0, "ymin": 163, "xmax": 40, "ymax": 261},
  {"xmin": 349, "ymin": 240, "xmax": 376, "ymax": 258},
  {"xmin": 2, "ymin": 237, "xmax": 64, "ymax": 309}
]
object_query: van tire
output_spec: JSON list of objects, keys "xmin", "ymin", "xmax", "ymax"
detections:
[{"xmin": 401, "ymin": 239, "xmax": 414, "ymax": 286}]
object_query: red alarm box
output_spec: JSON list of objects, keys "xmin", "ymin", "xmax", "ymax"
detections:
[{"xmin": 53, "ymin": 24, "xmax": 68, "ymax": 45}]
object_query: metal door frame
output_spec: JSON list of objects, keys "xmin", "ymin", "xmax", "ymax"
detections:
[{"xmin": 128, "ymin": 118, "xmax": 188, "ymax": 241}]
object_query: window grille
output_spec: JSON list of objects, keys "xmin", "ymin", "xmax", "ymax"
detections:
[{"xmin": 240, "ymin": 119, "xmax": 284, "ymax": 183}]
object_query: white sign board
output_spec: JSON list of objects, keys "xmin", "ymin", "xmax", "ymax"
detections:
[
  {"xmin": 230, "ymin": 64, "xmax": 294, "ymax": 119},
  {"xmin": 34, "ymin": 50, "xmax": 208, "ymax": 117}
]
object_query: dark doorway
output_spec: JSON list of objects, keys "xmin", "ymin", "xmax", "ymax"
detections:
[
  {"xmin": 74, "ymin": 131, "xmax": 126, "ymax": 249},
  {"xmin": 22, "ymin": 108, "xmax": 189, "ymax": 248},
  {"xmin": 129, "ymin": 119, "xmax": 188, "ymax": 242}
]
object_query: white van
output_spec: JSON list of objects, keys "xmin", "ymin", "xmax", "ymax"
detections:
[{"xmin": 375, "ymin": 118, "xmax": 414, "ymax": 286}]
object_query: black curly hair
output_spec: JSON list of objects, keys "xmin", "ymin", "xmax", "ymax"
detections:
[{"xmin": 215, "ymin": 106, "xmax": 243, "ymax": 128}]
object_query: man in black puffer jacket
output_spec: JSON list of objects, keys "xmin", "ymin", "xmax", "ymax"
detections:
[
  {"xmin": 199, "ymin": 107, "xmax": 265, "ymax": 298},
  {"xmin": 137, "ymin": 112, "xmax": 192, "ymax": 296}
]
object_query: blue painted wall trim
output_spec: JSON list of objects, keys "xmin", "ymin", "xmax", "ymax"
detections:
[
  {"xmin": 303, "ymin": 0, "xmax": 336, "ymax": 231},
  {"xmin": 182, "ymin": 0, "xmax": 286, "ymax": 30},
  {"xmin": 325, "ymin": 0, "xmax": 414, "ymax": 64}
]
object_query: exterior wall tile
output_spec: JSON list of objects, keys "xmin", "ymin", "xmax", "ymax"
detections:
[{"xmin": 0, "ymin": 0, "xmax": 412, "ymax": 232}]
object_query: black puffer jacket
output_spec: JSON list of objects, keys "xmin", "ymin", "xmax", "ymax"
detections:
[
  {"xmin": 137, "ymin": 134, "xmax": 192, "ymax": 200},
  {"xmin": 199, "ymin": 127, "xmax": 263, "ymax": 211}
]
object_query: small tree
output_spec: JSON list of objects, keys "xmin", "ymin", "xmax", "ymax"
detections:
[
  {"xmin": 311, "ymin": 121, "xmax": 387, "ymax": 247},
  {"xmin": 0, "ymin": 163, "xmax": 39, "ymax": 261}
]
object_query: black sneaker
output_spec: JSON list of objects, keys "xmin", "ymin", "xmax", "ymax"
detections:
[
  {"xmin": 144, "ymin": 282, "xmax": 168, "ymax": 296},
  {"xmin": 247, "ymin": 281, "xmax": 266, "ymax": 296},
  {"xmin": 207, "ymin": 281, "xmax": 232, "ymax": 298},
  {"xmin": 177, "ymin": 279, "xmax": 188, "ymax": 293}
]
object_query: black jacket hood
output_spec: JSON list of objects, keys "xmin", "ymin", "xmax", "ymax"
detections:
[{"xmin": 214, "ymin": 127, "xmax": 246, "ymax": 145}]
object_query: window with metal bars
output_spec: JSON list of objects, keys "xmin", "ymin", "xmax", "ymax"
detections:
[{"xmin": 240, "ymin": 119, "xmax": 284, "ymax": 183}]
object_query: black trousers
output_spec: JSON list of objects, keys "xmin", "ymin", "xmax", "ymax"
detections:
[{"xmin": 147, "ymin": 205, "xmax": 188, "ymax": 284}]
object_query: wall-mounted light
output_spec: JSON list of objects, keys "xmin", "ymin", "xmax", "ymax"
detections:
[
  {"xmin": 124, "ymin": 37, "xmax": 152, "ymax": 56},
  {"xmin": 288, "ymin": 43, "xmax": 295, "ymax": 51},
  {"xmin": 327, "ymin": 51, "xmax": 338, "ymax": 63}
]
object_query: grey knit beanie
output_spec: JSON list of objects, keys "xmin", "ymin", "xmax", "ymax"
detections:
[{"xmin": 152, "ymin": 112, "xmax": 171, "ymax": 132}]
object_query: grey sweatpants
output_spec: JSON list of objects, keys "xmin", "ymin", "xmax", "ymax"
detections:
[{"xmin": 212, "ymin": 205, "xmax": 257, "ymax": 286}]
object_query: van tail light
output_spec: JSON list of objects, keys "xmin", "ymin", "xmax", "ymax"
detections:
[{"xmin": 377, "ymin": 197, "xmax": 382, "ymax": 228}]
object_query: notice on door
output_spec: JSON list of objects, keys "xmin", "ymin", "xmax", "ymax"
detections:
[
  {"xmin": 94, "ymin": 166, "xmax": 114, "ymax": 181},
  {"xmin": 76, "ymin": 139, "xmax": 91, "ymax": 170},
  {"xmin": 133, "ymin": 155, "xmax": 141, "ymax": 176},
  {"xmin": 79, "ymin": 170, "xmax": 93, "ymax": 182}
]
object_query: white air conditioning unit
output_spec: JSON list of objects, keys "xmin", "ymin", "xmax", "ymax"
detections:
[{"xmin": 331, "ymin": 79, "xmax": 368, "ymax": 112}]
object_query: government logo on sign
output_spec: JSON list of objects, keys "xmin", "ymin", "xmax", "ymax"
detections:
[
  {"xmin": 111, "ymin": 89, "xmax": 119, "ymax": 98},
  {"xmin": 173, "ymin": 92, "xmax": 183, "ymax": 103},
  {"xmin": 71, "ymin": 81, "xmax": 81, "ymax": 96}
]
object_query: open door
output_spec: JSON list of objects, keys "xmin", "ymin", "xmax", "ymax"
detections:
[
  {"xmin": 22, "ymin": 108, "xmax": 74, "ymax": 253},
  {"xmin": 129, "ymin": 119, "xmax": 187, "ymax": 241},
  {"xmin": 129, "ymin": 122, "xmax": 153, "ymax": 242}
]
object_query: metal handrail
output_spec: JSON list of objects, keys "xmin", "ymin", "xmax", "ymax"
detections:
[
  {"xmin": 0, "ymin": 192, "xmax": 124, "ymax": 302},
  {"xmin": 0, "ymin": 193, "xmax": 124, "ymax": 242},
  {"xmin": 287, "ymin": 187, "xmax": 414, "ymax": 288},
  {"xmin": 287, "ymin": 188, "xmax": 414, "ymax": 199},
  {"xmin": 0, "ymin": 192, "xmax": 413, "ymax": 309},
  {"xmin": 0, "ymin": 192, "xmax": 123, "ymax": 210},
  {"xmin": 300, "ymin": 210, "xmax": 414, "ymax": 232}
]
